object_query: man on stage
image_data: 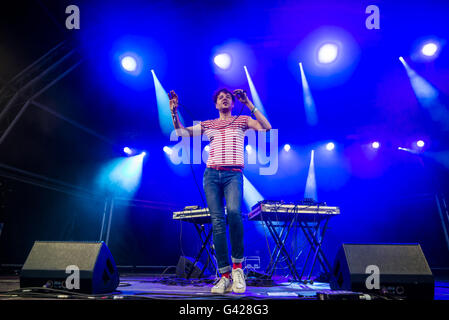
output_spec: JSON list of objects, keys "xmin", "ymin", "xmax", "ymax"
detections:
[{"xmin": 169, "ymin": 88, "xmax": 271, "ymax": 294}]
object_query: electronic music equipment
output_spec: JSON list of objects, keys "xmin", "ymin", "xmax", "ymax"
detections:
[
  {"xmin": 184, "ymin": 205, "xmax": 201, "ymax": 210},
  {"xmin": 173, "ymin": 207, "xmax": 211, "ymax": 224},
  {"xmin": 248, "ymin": 200, "xmax": 340, "ymax": 222},
  {"xmin": 173, "ymin": 200, "xmax": 340, "ymax": 282}
]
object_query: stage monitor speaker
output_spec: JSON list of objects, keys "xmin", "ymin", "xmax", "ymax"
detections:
[
  {"xmin": 20, "ymin": 241, "xmax": 119, "ymax": 294},
  {"xmin": 176, "ymin": 256, "xmax": 204, "ymax": 279},
  {"xmin": 330, "ymin": 243, "xmax": 434, "ymax": 299}
]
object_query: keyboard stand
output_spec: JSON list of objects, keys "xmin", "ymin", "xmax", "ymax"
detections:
[
  {"xmin": 186, "ymin": 223, "xmax": 217, "ymax": 279},
  {"xmin": 258, "ymin": 212, "xmax": 334, "ymax": 282},
  {"xmin": 264, "ymin": 216, "xmax": 301, "ymax": 280},
  {"xmin": 298, "ymin": 218, "xmax": 332, "ymax": 281}
]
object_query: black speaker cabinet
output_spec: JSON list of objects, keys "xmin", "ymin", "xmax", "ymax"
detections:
[
  {"xmin": 20, "ymin": 241, "xmax": 119, "ymax": 294},
  {"xmin": 330, "ymin": 243, "xmax": 434, "ymax": 299},
  {"xmin": 176, "ymin": 256, "xmax": 205, "ymax": 279}
]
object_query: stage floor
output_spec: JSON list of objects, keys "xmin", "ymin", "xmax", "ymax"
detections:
[{"xmin": 0, "ymin": 274, "xmax": 448, "ymax": 300}]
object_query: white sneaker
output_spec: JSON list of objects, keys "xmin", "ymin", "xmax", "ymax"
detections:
[
  {"xmin": 211, "ymin": 276, "xmax": 232, "ymax": 294},
  {"xmin": 231, "ymin": 268, "xmax": 246, "ymax": 294}
]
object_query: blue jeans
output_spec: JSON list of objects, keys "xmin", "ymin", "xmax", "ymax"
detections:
[{"xmin": 203, "ymin": 168, "xmax": 244, "ymax": 274}]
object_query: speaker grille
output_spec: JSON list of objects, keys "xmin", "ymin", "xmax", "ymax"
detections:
[
  {"xmin": 22, "ymin": 241, "xmax": 102, "ymax": 271},
  {"xmin": 343, "ymin": 244, "xmax": 432, "ymax": 275}
]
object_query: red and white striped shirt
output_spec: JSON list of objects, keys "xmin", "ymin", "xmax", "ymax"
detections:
[{"xmin": 201, "ymin": 115, "xmax": 251, "ymax": 168}]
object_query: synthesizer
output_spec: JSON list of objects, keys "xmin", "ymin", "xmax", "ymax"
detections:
[
  {"xmin": 248, "ymin": 201, "xmax": 340, "ymax": 222},
  {"xmin": 173, "ymin": 207, "xmax": 211, "ymax": 224}
]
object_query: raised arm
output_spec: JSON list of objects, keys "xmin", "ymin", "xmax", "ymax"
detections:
[
  {"xmin": 169, "ymin": 90, "xmax": 202, "ymax": 137},
  {"xmin": 233, "ymin": 89, "xmax": 272, "ymax": 131}
]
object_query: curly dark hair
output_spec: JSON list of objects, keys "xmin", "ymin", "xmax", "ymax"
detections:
[{"xmin": 212, "ymin": 88, "xmax": 235, "ymax": 104}]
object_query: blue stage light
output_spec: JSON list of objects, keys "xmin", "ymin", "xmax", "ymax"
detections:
[
  {"xmin": 421, "ymin": 42, "xmax": 438, "ymax": 57},
  {"xmin": 163, "ymin": 146, "xmax": 172, "ymax": 155},
  {"xmin": 417, "ymin": 140, "xmax": 425, "ymax": 148},
  {"xmin": 299, "ymin": 62, "xmax": 318, "ymax": 126},
  {"xmin": 121, "ymin": 55, "xmax": 137, "ymax": 72},
  {"xmin": 326, "ymin": 142, "xmax": 335, "ymax": 151},
  {"xmin": 304, "ymin": 150, "xmax": 317, "ymax": 201},
  {"xmin": 372, "ymin": 142, "xmax": 380, "ymax": 149},
  {"xmin": 244, "ymin": 66, "xmax": 267, "ymax": 116},
  {"xmin": 109, "ymin": 153, "xmax": 145, "ymax": 193},
  {"xmin": 399, "ymin": 57, "xmax": 438, "ymax": 103},
  {"xmin": 123, "ymin": 147, "xmax": 133, "ymax": 155},
  {"xmin": 283, "ymin": 144, "xmax": 291, "ymax": 152},
  {"xmin": 151, "ymin": 69, "xmax": 184, "ymax": 136},
  {"xmin": 399, "ymin": 56, "xmax": 449, "ymax": 130},
  {"xmin": 318, "ymin": 43, "xmax": 338, "ymax": 64},
  {"xmin": 97, "ymin": 153, "xmax": 145, "ymax": 196},
  {"xmin": 214, "ymin": 53, "xmax": 232, "ymax": 70},
  {"xmin": 242, "ymin": 175, "xmax": 264, "ymax": 211}
]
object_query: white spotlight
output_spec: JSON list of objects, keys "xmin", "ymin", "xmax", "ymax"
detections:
[
  {"xmin": 214, "ymin": 53, "xmax": 232, "ymax": 70},
  {"xmin": 318, "ymin": 43, "xmax": 339, "ymax": 64},
  {"xmin": 416, "ymin": 140, "xmax": 425, "ymax": 148},
  {"xmin": 123, "ymin": 147, "xmax": 133, "ymax": 155},
  {"xmin": 121, "ymin": 56, "xmax": 137, "ymax": 72},
  {"xmin": 283, "ymin": 144, "xmax": 291, "ymax": 152},
  {"xmin": 421, "ymin": 42, "xmax": 438, "ymax": 57},
  {"xmin": 326, "ymin": 142, "xmax": 335, "ymax": 151},
  {"xmin": 163, "ymin": 146, "xmax": 173, "ymax": 155}
]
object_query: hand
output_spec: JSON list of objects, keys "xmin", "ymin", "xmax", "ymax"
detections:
[
  {"xmin": 233, "ymin": 89, "xmax": 249, "ymax": 105},
  {"xmin": 168, "ymin": 90, "xmax": 178, "ymax": 113}
]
